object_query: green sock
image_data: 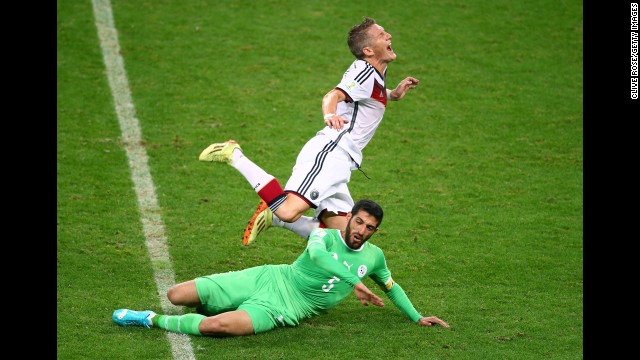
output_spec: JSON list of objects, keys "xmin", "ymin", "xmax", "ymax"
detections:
[{"xmin": 151, "ymin": 313, "xmax": 204, "ymax": 336}]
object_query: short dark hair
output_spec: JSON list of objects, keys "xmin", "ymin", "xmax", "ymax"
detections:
[
  {"xmin": 351, "ymin": 199, "xmax": 384, "ymax": 227},
  {"xmin": 347, "ymin": 17, "xmax": 377, "ymax": 59}
]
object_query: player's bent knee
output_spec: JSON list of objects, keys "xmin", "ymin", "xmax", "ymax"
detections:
[
  {"xmin": 275, "ymin": 207, "xmax": 305, "ymax": 223},
  {"xmin": 166, "ymin": 285, "xmax": 183, "ymax": 305},
  {"xmin": 275, "ymin": 195, "xmax": 310, "ymax": 223},
  {"xmin": 199, "ymin": 312, "xmax": 255, "ymax": 337},
  {"xmin": 166, "ymin": 280, "xmax": 199, "ymax": 306},
  {"xmin": 198, "ymin": 316, "xmax": 226, "ymax": 336}
]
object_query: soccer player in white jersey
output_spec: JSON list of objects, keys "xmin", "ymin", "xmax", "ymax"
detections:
[
  {"xmin": 199, "ymin": 17, "xmax": 420, "ymax": 245},
  {"xmin": 113, "ymin": 199, "xmax": 449, "ymax": 336}
]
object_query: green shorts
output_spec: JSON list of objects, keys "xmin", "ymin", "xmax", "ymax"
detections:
[{"xmin": 195, "ymin": 264, "xmax": 299, "ymax": 333}]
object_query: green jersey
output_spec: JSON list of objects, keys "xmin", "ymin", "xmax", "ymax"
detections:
[
  {"xmin": 290, "ymin": 227, "xmax": 389, "ymax": 309},
  {"xmin": 286, "ymin": 227, "xmax": 423, "ymax": 323}
]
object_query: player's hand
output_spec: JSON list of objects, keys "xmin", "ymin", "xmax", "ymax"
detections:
[
  {"xmin": 353, "ymin": 282, "xmax": 384, "ymax": 307},
  {"xmin": 417, "ymin": 316, "xmax": 450, "ymax": 328},
  {"xmin": 390, "ymin": 77, "xmax": 420, "ymax": 101},
  {"xmin": 324, "ymin": 114, "xmax": 348, "ymax": 131}
]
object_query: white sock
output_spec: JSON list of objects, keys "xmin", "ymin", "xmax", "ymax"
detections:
[
  {"xmin": 273, "ymin": 215, "xmax": 320, "ymax": 239},
  {"xmin": 231, "ymin": 153, "xmax": 274, "ymax": 192},
  {"xmin": 231, "ymin": 148, "xmax": 244, "ymax": 165}
]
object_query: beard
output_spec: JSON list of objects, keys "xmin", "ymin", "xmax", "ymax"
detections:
[{"xmin": 344, "ymin": 222, "xmax": 364, "ymax": 250}]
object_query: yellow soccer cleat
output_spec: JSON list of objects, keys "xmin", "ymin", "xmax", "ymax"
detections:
[
  {"xmin": 243, "ymin": 200, "xmax": 273, "ymax": 246},
  {"xmin": 198, "ymin": 140, "xmax": 241, "ymax": 165}
]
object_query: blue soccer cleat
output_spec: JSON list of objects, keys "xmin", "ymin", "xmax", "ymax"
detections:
[{"xmin": 112, "ymin": 309, "xmax": 156, "ymax": 329}]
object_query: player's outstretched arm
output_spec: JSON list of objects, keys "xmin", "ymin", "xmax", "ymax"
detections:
[
  {"xmin": 417, "ymin": 316, "xmax": 450, "ymax": 328},
  {"xmin": 388, "ymin": 77, "xmax": 420, "ymax": 101}
]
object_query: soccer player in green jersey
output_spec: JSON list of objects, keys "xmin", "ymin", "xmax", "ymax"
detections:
[{"xmin": 113, "ymin": 199, "xmax": 449, "ymax": 336}]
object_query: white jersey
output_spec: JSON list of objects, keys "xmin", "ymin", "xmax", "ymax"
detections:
[{"xmin": 318, "ymin": 59, "xmax": 388, "ymax": 167}]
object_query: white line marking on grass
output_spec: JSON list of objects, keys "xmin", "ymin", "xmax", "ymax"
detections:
[{"xmin": 91, "ymin": 1, "xmax": 196, "ymax": 359}]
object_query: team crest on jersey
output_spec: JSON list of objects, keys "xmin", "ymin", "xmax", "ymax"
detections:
[
  {"xmin": 310, "ymin": 189, "xmax": 319, "ymax": 200},
  {"xmin": 357, "ymin": 265, "xmax": 367, "ymax": 278}
]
